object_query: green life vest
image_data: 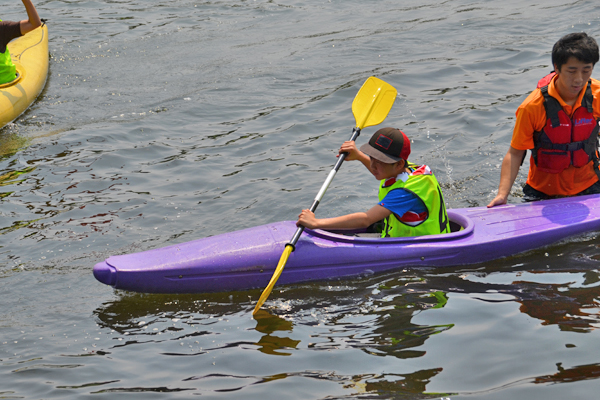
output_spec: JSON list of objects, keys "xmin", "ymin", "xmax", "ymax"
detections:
[
  {"xmin": 0, "ymin": 19, "xmax": 17, "ymax": 84},
  {"xmin": 378, "ymin": 163, "xmax": 450, "ymax": 238}
]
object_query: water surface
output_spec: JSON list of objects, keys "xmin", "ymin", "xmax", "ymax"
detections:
[{"xmin": 2, "ymin": 0, "xmax": 600, "ymax": 398}]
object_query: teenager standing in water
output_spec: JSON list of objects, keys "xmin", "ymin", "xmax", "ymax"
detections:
[{"xmin": 488, "ymin": 33, "xmax": 600, "ymax": 207}]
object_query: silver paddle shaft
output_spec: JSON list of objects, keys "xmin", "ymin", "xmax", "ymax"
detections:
[{"xmin": 288, "ymin": 127, "xmax": 362, "ymax": 249}]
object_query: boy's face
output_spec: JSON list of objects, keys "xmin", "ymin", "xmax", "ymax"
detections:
[
  {"xmin": 554, "ymin": 56, "xmax": 594, "ymax": 100},
  {"xmin": 369, "ymin": 157, "xmax": 404, "ymax": 180}
]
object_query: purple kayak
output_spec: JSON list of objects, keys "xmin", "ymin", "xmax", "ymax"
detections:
[{"xmin": 93, "ymin": 194, "xmax": 600, "ymax": 294}]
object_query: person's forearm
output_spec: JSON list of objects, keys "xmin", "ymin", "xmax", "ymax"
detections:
[
  {"xmin": 488, "ymin": 147, "xmax": 525, "ymax": 207},
  {"xmin": 313, "ymin": 212, "xmax": 373, "ymax": 230},
  {"xmin": 20, "ymin": 0, "xmax": 42, "ymax": 35},
  {"xmin": 496, "ymin": 159, "xmax": 516, "ymax": 200},
  {"xmin": 498, "ymin": 149, "xmax": 524, "ymax": 198}
]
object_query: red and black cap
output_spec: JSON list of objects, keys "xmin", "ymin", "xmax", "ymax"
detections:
[{"xmin": 360, "ymin": 127, "xmax": 411, "ymax": 164}]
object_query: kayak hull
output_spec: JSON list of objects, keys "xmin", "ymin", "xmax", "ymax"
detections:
[
  {"xmin": 0, "ymin": 25, "xmax": 49, "ymax": 129},
  {"xmin": 94, "ymin": 194, "xmax": 600, "ymax": 293}
]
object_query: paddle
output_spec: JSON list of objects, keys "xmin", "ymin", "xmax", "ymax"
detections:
[{"xmin": 252, "ymin": 76, "xmax": 397, "ymax": 315}]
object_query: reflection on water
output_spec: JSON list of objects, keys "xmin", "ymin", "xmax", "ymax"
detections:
[
  {"xmin": 0, "ymin": 166, "xmax": 35, "ymax": 185},
  {"xmin": 0, "ymin": 131, "xmax": 30, "ymax": 159},
  {"xmin": 0, "ymin": 164, "xmax": 38, "ymax": 234},
  {"xmin": 443, "ymin": 239, "xmax": 600, "ymax": 332},
  {"xmin": 516, "ymin": 270, "xmax": 600, "ymax": 332},
  {"xmin": 253, "ymin": 310, "xmax": 299, "ymax": 356},
  {"xmin": 88, "ymin": 281, "xmax": 458, "ymax": 396},
  {"xmin": 535, "ymin": 363, "xmax": 600, "ymax": 384},
  {"xmin": 87, "ymin": 274, "xmax": 460, "ymax": 396},
  {"xmin": 13, "ymin": 239, "xmax": 600, "ymax": 398}
]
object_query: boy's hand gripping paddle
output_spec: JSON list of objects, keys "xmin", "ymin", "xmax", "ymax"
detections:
[{"xmin": 253, "ymin": 76, "xmax": 397, "ymax": 315}]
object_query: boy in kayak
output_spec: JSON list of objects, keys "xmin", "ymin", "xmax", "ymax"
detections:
[
  {"xmin": 0, "ymin": 0, "xmax": 42, "ymax": 84},
  {"xmin": 297, "ymin": 127, "xmax": 451, "ymax": 237},
  {"xmin": 487, "ymin": 32, "xmax": 600, "ymax": 208}
]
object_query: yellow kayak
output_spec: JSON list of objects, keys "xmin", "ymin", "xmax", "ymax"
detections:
[{"xmin": 0, "ymin": 24, "xmax": 48, "ymax": 129}]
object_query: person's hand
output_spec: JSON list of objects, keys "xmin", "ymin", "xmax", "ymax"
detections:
[
  {"xmin": 297, "ymin": 209, "xmax": 319, "ymax": 228},
  {"xmin": 337, "ymin": 141, "xmax": 360, "ymax": 161},
  {"xmin": 487, "ymin": 194, "xmax": 507, "ymax": 208}
]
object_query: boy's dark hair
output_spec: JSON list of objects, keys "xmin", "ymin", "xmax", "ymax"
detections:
[{"xmin": 552, "ymin": 32, "xmax": 600, "ymax": 71}]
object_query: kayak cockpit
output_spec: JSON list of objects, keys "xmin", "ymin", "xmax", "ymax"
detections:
[
  {"xmin": 305, "ymin": 210, "xmax": 473, "ymax": 244},
  {"xmin": 0, "ymin": 72, "xmax": 22, "ymax": 89}
]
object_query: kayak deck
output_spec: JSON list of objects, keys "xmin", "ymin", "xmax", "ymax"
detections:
[{"xmin": 93, "ymin": 194, "xmax": 600, "ymax": 294}]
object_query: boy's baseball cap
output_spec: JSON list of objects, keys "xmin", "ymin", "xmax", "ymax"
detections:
[{"xmin": 360, "ymin": 127, "xmax": 411, "ymax": 163}]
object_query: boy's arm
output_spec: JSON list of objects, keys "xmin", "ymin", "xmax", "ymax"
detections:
[
  {"xmin": 19, "ymin": 0, "xmax": 42, "ymax": 35},
  {"xmin": 297, "ymin": 204, "xmax": 390, "ymax": 230},
  {"xmin": 487, "ymin": 146, "xmax": 526, "ymax": 208}
]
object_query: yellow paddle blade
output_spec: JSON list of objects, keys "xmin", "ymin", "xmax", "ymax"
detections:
[
  {"xmin": 252, "ymin": 244, "xmax": 294, "ymax": 315},
  {"xmin": 352, "ymin": 76, "xmax": 397, "ymax": 129}
]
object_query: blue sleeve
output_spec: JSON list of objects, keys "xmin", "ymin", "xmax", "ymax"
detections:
[{"xmin": 378, "ymin": 188, "xmax": 426, "ymax": 217}]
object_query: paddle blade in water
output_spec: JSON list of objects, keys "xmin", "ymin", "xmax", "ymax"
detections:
[
  {"xmin": 352, "ymin": 76, "xmax": 397, "ymax": 129},
  {"xmin": 252, "ymin": 244, "xmax": 294, "ymax": 315}
]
